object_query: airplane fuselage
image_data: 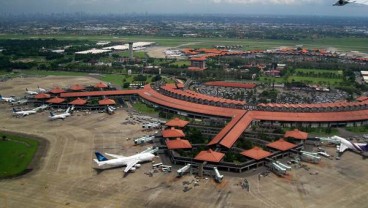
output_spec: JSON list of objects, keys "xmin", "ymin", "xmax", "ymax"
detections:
[{"xmin": 94, "ymin": 153, "xmax": 154, "ymax": 169}]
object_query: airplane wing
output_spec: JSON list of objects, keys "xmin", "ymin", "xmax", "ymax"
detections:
[
  {"xmin": 338, "ymin": 144, "xmax": 349, "ymax": 152},
  {"xmin": 104, "ymin": 153, "xmax": 125, "ymax": 159},
  {"xmin": 124, "ymin": 160, "xmax": 139, "ymax": 173}
]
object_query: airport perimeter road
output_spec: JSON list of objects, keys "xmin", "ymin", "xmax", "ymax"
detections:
[{"xmin": 1, "ymin": 77, "xmax": 368, "ymax": 208}]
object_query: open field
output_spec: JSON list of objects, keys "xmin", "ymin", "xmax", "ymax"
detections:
[
  {"xmin": 0, "ymin": 132, "xmax": 39, "ymax": 178},
  {"xmin": 294, "ymin": 68, "xmax": 343, "ymax": 75},
  {"xmin": 1, "ymin": 76, "xmax": 368, "ymax": 207},
  {"xmin": 1, "ymin": 34, "xmax": 368, "ymax": 52}
]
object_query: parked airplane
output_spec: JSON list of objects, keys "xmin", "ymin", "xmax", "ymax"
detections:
[
  {"xmin": 49, "ymin": 106, "xmax": 73, "ymax": 120},
  {"xmin": 330, "ymin": 135, "xmax": 368, "ymax": 155},
  {"xmin": 12, "ymin": 108, "xmax": 37, "ymax": 117},
  {"xmin": 25, "ymin": 88, "xmax": 38, "ymax": 95},
  {"xmin": 33, "ymin": 104, "xmax": 49, "ymax": 112},
  {"xmin": 37, "ymin": 86, "xmax": 47, "ymax": 93},
  {"xmin": 93, "ymin": 151, "xmax": 155, "ymax": 173},
  {"xmin": 0, "ymin": 95, "xmax": 15, "ymax": 103}
]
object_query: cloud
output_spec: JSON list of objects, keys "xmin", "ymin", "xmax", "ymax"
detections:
[{"xmin": 209, "ymin": 0, "xmax": 321, "ymax": 5}]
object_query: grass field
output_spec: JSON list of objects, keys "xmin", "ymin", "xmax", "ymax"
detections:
[
  {"xmin": 1, "ymin": 34, "xmax": 367, "ymax": 52},
  {"xmin": 132, "ymin": 102, "xmax": 157, "ymax": 114},
  {"xmin": 18, "ymin": 70, "xmax": 88, "ymax": 77},
  {"xmin": 260, "ymin": 68, "xmax": 344, "ymax": 86},
  {"xmin": 294, "ymin": 68, "xmax": 343, "ymax": 75},
  {"xmin": 345, "ymin": 126, "xmax": 368, "ymax": 133},
  {"xmin": 0, "ymin": 132, "xmax": 39, "ymax": 178},
  {"xmin": 118, "ymin": 51, "xmax": 147, "ymax": 59}
]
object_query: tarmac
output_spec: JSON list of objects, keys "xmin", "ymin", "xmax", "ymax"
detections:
[{"xmin": 1, "ymin": 76, "xmax": 368, "ymax": 208}]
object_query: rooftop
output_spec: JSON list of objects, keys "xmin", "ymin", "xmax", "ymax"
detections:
[
  {"xmin": 241, "ymin": 146, "xmax": 272, "ymax": 160},
  {"xmin": 166, "ymin": 138, "xmax": 192, "ymax": 150},
  {"xmin": 50, "ymin": 86, "xmax": 66, "ymax": 94},
  {"xmin": 194, "ymin": 149, "xmax": 225, "ymax": 163},
  {"xmin": 284, "ymin": 129, "xmax": 308, "ymax": 140},
  {"xmin": 98, "ymin": 98, "xmax": 116, "ymax": 105},
  {"xmin": 162, "ymin": 128, "xmax": 185, "ymax": 138},
  {"xmin": 165, "ymin": 117, "xmax": 189, "ymax": 128},
  {"xmin": 266, "ymin": 138, "xmax": 296, "ymax": 151},
  {"xmin": 46, "ymin": 96, "xmax": 66, "ymax": 104},
  {"xmin": 69, "ymin": 98, "xmax": 87, "ymax": 106}
]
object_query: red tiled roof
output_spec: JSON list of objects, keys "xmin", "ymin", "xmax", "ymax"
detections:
[
  {"xmin": 95, "ymin": 82, "xmax": 108, "ymax": 88},
  {"xmin": 284, "ymin": 129, "xmax": 308, "ymax": 140},
  {"xmin": 50, "ymin": 86, "xmax": 66, "ymax": 94},
  {"xmin": 266, "ymin": 139, "xmax": 296, "ymax": 151},
  {"xmin": 190, "ymin": 56, "xmax": 207, "ymax": 61},
  {"xmin": 34, "ymin": 93, "xmax": 51, "ymax": 99},
  {"xmin": 356, "ymin": 96, "xmax": 368, "ymax": 102},
  {"xmin": 220, "ymin": 112, "xmax": 253, "ymax": 148},
  {"xmin": 194, "ymin": 149, "xmax": 224, "ymax": 163},
  {"xmin": 166, "ymin": 138, "xmax": 192, "ymax": 150},
  {"xmin": 69, "ymin": 97, "xmax": 87, "ymax": 106},
  {"xmin": 70, "ymin": 84, "xmax": 85, "ymax": 91},
  {"xmin": 241, "ymin": 147, "xmax": 272, "ymax": 160},
  {"xmin": 165, "ymin": 117, "xmax": 189, "ymax": 128},
  {"xmin": 46, "ymin": 96, "xmax": 65, "ymax": 104},
  {"xmin": 162, "ymin": 128, "xmax": 185, "ymax": 138},
  {"xmin": 205, "ymin": 81, "xmax": 257, "ymax": 89},
  {"xmin": 98, "ymin": 98, "xmax": 116, "ymax": 105}
]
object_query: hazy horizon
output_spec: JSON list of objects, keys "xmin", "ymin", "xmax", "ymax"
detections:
[{"xmin": 1, "ymin": 0, "xmax": 368, "ymax": 17}]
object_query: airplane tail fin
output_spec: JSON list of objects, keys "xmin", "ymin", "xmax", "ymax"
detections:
[
  {"xmin": 12, "ymin": 108, "xmax": 17, "ymax": 113},
  {"xmin": 50, "ymin": 112, "xmax": 55, "ymax": 117},
  {"xmin": 95, "ymin": 152, "xmax": 109, "ymax": 162}
]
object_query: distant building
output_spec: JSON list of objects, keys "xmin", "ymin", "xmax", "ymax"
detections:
[{"xmin": 188, "ymin": 57, "xmax": 207, "ymax": 71}]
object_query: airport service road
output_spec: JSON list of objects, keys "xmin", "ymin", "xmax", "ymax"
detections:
[{"xmin": 1, "ymin": 77, "xmax": 368, "ymax": 208}]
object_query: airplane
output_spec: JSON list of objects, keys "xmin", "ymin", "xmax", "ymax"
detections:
[
  {"xmin": 331, "ymin": 135, "xmax": 368, "ymax": 155},
  {"xmin": 93, "ymin": 151, "xmax": 155, "ymax": 173},
  {"xmin": 37, "ymin": 86, "xmax": 47, "ymax": 93},
  {"xmin": 25, "ymin": 88, "xmax": 38, "ymax": 95},
  {"xmin": 333, "ymin": 0, "xmax": 353, "ymax": 6},
  {"xmin": 49, "ymin": 106, "xmax": 73, "ymax": 120},
  {"xmin": 33, "ymin": 104, "xmax": 49, "ymax": 112},
  {"xmin": 12, "ymin": 108, "xmax": 37, "ymax": 117},
  {"xmin": 0, "ymin": 95, "xmax": 15, "ymax": 103}
]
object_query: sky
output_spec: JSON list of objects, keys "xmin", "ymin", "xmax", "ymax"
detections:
[{"xmin": 1, "ymin": 0, "xmax": 368, "ymax": 17}]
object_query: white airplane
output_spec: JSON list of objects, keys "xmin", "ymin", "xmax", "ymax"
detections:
[
  {"xmin": 37, "ymin": 86, "xmax": 47, "ymax": 93},
  {"xmin": 49, "ymin": 106, "xmax": 73, "ymax": 120},
  {"xmin": 12, "ymin": 108, "xmax": 37, "ymax": 117},
  {"xmin": 331, "ymin": 135, "xmax": 368, "ymax": 155},
  {"xmin": 33, "ymin": 104, "xmax": 49, "ymax": 112},
  {"xmin": 93, "ymin": 151, "xmax": 155, "ymax": 173},
  {"xmin": 25, "ymin": 88, "xmax": 38, "ymax": 95},
  {"xmin": 0, "ymin": 95, "xmax": 16, "ymax": 103}
]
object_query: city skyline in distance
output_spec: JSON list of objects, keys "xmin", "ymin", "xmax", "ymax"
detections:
[{"xmin": 1, "ymin": 0, "xmax": 368, "ymax": 17}]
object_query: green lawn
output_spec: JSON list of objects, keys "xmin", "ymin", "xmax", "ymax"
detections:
[
  {"xmin": 118, "ymin": 51, "xmax": 147, "ymax": 59},
  {"xmin": 18, "ymin": 70, "xmax": 88, "ymax": 76},
  {"xmin": 295, "ymin": 68, "xmax": 343, "ymax": 75},
  {"xmin": 1, "ymin": 34, "xmax": 367, "ymax": 52},
  {"xmin": 345, "ymin": 126, "xmax": 368, "ymax": 133},
  {"xmin": 132, "ymin": 102, "xmax": 157, "ymax": 114},
  {"xmin": 172, "ymin": 60, "xmax": 190, "ymax": 67},
  {"xmin": 0, "ymin": 132, "xmax": 39, "ymax": 178},
  {"xmin": 287, "ymin": 76, "xmax": 343, "ymax": 85}
]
